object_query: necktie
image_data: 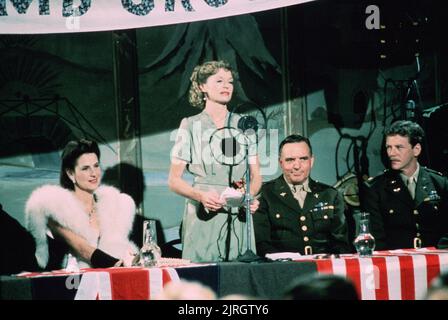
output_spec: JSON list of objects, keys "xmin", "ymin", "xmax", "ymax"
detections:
[
  {"xmin": 293, "ymin": 184, "xmax": 306, "ymax": 208},
  {"xmin": 407, "ymin": 177, "xmax": 416, "ymax": 199}
]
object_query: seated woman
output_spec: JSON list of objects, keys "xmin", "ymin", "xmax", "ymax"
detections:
[{"xmin": 26, "ymin": 139, "xmax": 138, "ymax": 270}]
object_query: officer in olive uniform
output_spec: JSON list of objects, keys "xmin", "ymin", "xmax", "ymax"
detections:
[
  {"xmin": 362, "ymin": 120, "xmax": 448, "ymax": 250},
  {"xmin": 253, "ymin": 135, "xmax": 351, "ymax": 256}
]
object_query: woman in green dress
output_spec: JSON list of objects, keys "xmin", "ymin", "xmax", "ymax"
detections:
[{"xmin": 168, "ymin": 60, "xmax": 262, "ymax": 263}]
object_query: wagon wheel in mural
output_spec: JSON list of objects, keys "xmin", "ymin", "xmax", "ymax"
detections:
[
  {"xmin": 0, "ymin": 36, "xmax": 61, "ymax": 99},
  {"xmin": 0, "ymin": 36, "xmax": 115, "ymax": 155},
  {"xmin": 333, "ymin": 172, "xmax": 360, "ymax": 207}
]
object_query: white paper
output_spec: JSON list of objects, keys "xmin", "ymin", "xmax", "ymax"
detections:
[
  {"xmin": 220, "ymin": 187, "xmax": 244, "ymax": 207},
  {"xmin": 265, "ymin": 252, "xmax": 302, "ymax": 260}
]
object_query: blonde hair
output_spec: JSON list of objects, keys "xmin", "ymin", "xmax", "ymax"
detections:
[{"xmin": 188, "ymin": 60, "xmax": 236, "ymax": 109}]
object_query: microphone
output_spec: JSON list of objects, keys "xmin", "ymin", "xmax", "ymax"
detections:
[
  {"xmin": 221, "ymin": 136, "xmax": 239, "ymax": 158},
  {"xmin": 238, "ymin": 115, "xmax": 258, "ymax": 132}
]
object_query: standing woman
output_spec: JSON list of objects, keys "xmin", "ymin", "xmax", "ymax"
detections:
[
  {"xmin": 168, "ymin": 60, "xmax": 262, "ymax": 263},
  {"xmin": 26, "ymin": 139, "xmax": 137, "ymax": 270}
]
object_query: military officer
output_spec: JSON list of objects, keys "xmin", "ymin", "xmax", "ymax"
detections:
[
  {"xmin": 253, "ymin": 134, "xmax": 351, "ymax": 256},
  {"xmin": 362, "ymin": 120, "xmax": 448, "ymax": 250}
]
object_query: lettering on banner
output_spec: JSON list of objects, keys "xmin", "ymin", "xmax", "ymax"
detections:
[
  {"xmin": 1, "ymin": 0, "xmax": 233, "ymax": 17},
  {"xmin": 165, "ymin": 0, "xmax": 193, "ymax": 12},
  {"xmin": 63, "ymin": 0, "xmax": 91, "ymax": 17}
]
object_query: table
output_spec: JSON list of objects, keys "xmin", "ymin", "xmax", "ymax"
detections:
[
  {"xmin": 0, "ymin": 261, "xmax": 317, "ymax": 300},
  {"xmin": 1, "ymin": 248, "xmax": 447, "ymax": 300},
  {"xmin": 295, "ymin": 247, "xmax": 448, "ymax": 300}
]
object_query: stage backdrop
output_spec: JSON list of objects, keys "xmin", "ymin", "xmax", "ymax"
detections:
[{"xmin": 0, "ymin": 0, "xmax": 313, "ymax": 34}]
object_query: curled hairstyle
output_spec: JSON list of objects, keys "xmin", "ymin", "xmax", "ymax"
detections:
[
  {"xmin": 385, "ymin": 120, "xmax": 424, "ymax": 147},
  {"xmin": 188, "ymin": 60, "xmax": 236, "ymax": 109},
  {"xmin": 279, "ymin": 134, "xmax": 313, "ymax": 157},
  {"xmin": 59, "ymin": 139, "xmax": 101, "ymax": 190}
]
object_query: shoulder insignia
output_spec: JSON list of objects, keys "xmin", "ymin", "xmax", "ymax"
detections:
[
  {"xmin": 364, "ymin": 172, "xmax": 387, "ymax": 187},
  {"xmin": 263, "ymin": 179, "xmax": 276, "ymax": 186},
  {"xmin": 424, "ymin": 167, "xmax": 444, "ymax": 177}
]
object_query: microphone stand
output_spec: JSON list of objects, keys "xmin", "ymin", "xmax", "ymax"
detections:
[{"xmin": 237, "ymin": 136, "xmax": 263, "ymax": 263}]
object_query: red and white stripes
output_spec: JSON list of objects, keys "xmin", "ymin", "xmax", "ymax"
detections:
[{"xmin": 313, "ymin": 248, "xmax": 448, "ymax": 300}]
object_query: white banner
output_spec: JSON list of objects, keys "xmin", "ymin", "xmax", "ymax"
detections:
[{"xmin": 0, "ymin": 0, "xmax": 314, "ymax": 34}]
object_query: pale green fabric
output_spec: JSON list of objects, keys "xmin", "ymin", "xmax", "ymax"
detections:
[
  {"xmin": 172, "ymin": 110, "xmax": 257, "ymax": 262},
  {"xmin": 400, "ymin": 163, "xmax": 420, "ymax": 200}
]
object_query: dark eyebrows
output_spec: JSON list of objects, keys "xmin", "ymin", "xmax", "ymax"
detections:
[
  {"xmin": 80, "ymin": 162, "xmax": 99, "ymax": 169},
  {"xmin": 285, "ymin": 156, "xmax": 310, "ymax": 161},
  {"xmin": 385, "ymin": 144, "xmax": 404, "ymax": 148}
]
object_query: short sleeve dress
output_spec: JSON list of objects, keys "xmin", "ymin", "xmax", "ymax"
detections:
[{"xmin": 171, "ymin": 110, "xmax": 257, "ymax": 262}]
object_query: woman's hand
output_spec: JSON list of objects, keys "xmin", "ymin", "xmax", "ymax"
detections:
[
  {"xmin": 200, "ymin": 190, "xmax": 225, "ymax": 212},
  {"xmin": 114, "ymin": 260, "xmax": 124, "ymax": 267},
  {"xmin": 250, "ymin": 198, "xmax": 260, "ymax": 214},
  {"xmin": 122, "ymin": 250, "xmax": 138, "ymax": 267}
]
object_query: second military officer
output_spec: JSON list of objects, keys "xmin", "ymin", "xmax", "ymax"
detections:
[{"xmin": 362, "ymin": 120, "xmax": 448, "ymax": 250}]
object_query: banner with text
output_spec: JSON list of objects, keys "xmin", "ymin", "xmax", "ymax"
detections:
[{"xmin": 0, "ymin": 0, "xmax": 314, "ymax": 34}]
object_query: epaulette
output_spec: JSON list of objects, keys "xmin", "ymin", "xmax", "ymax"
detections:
[
  {"xmin": 262, "ymin": 179, "xmax": 276, "ymax": 186},
  {"xmin": 424, "ymin": 167, "xmax": 444, "ymax": 177},
  {"xmin": 313, "ymin": 180, "xmax": 334, "ymax": 191},
  {"xmin": 364, "ymin": 172, "xmax": 386, "ymax": 186}
]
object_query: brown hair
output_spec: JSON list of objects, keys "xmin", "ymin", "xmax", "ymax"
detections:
[
  {"xmin": 59, "ymin": 139, "xmax": 100, "ymax": 190},
  {"xmin": 279, "ymin": 134, "xmax": 313, "ymax": 157},
  {"xmin": 188, "ymin": 60, "xmax": 237, "ymax": 109}
]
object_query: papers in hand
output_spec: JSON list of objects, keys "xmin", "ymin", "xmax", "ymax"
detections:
[
  {"xmin": 265, "ymin": 252, "xmax": 302, "ymax": 261},
  {"xmin": 220, "ymin": 187, "xmax": 244, "ymax": 207}
]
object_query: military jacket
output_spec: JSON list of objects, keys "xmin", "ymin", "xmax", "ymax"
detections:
[
  {"xmin": 253, "ymin": 176, "xmax": 351, "ymax": 256},
  {"xmin": 363, "ymin": 167, "xmax": 448, "ymax": 250}
]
